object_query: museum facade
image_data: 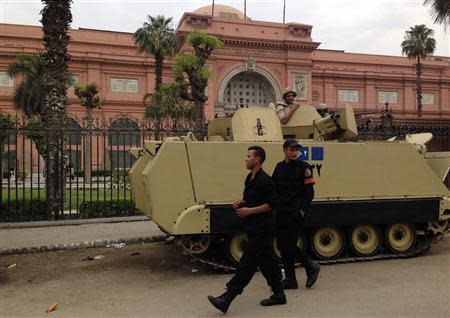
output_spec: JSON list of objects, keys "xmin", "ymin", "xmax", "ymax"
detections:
[
  {"xmin": 0, "ymin": 5, "xmax": 449, "ymax": 178},
  {"xmin": 1, "ymin": 4, "xmax": 450, "ymax": 121}
]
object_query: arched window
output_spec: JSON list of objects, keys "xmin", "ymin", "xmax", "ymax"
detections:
[
  {"xmin": 108, "ymin": 118, "xmax": 140, "ymax": 146},
  {"xmin": 66, "ymin": 117, "xmax": 81, "ymax": 145},
  {"xmin": 108, "ymin": 118, "xmax": 141, "ymax": 169},
  {"xmin": 218, "ymin": 71, "xmax": 277, "ymax": 116},
  {"xmin": 66, "ymin": 118, "xmax": 81, "ymax": 171}
]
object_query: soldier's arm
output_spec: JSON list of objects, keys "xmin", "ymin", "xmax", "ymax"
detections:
[
  {"xmin": 279, "ymin": 104, "xmax": 300, "ymax": 125},
  {"xmin": 236, "ymin": 178, "xmax": 277, "ymax": 217},
  {"xmin": 299, "ymin": 164, "xmax": 315, "ymax": 213}
]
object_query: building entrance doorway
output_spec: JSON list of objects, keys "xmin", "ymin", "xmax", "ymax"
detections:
[{"xmin": 216, "ymin": 70, "xmax": 278, "ymax": 115}]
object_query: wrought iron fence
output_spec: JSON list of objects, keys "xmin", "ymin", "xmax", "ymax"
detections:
[
  {"xmin": 0, "ymin": 112, "xmax": 449, "ymax": 222},
  {"xmin": 357, "ymin": 114, "xmax": 450, "ymax": 188},
  {"xmin": 0, "ymin": 115, "xmax": 203, "ymax": 222}
]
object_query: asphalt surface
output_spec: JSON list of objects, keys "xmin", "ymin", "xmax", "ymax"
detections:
[{"xmin": 1, "ymin": 235, "xmax": 449, "ymax": 318}]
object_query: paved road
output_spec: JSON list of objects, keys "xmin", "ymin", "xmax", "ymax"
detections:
[{"xmin": 1, "ymin": 236, "xmax": 449, "ymax": 317}]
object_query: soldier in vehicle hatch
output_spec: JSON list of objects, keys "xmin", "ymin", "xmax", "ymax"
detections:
[
  {"xmin": 207, "ymin": 146, "xmax": 286, "ymax": 314},
  {"xmin": 276, "ymin": 88, "xmax": 301, "ymax": 124},
  {"xmin": 272, "ymin": 138, "xmax": 320, "ymax": 290}
]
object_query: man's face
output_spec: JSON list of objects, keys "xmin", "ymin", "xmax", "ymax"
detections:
[
  {"xmin": 283, "ymin": 146, "xmax": 299, "ymax": 161},
  {"xmin": 284, "ymin": 93, "xmax": 296, "ymax": 105},
  {"xmin": 245, "ymin": 150, "xmax": 259, "ymax": 170}
]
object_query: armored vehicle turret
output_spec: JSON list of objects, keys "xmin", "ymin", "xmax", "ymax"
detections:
[{"xmin": 129, "ymin": 104, "xmax": 450, "ymax": 268}]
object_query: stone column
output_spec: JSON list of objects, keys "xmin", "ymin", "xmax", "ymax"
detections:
[
  {"xmin": 87, "ymin": 62, "xmax": 101, "ymax": 84},
  {"xmin": 403, "ymin": 79, "xmax": 415, "ymax": 116},
  {"xmin": 439, "ymin": 84, "xmax": 449, "ymax": 116},
  {"xmin": 323, "ymin": 74, "xmax": 335, "ymax": 107},
  {"xmin": 364, "ymin": 77, "xmax": 376, "ymax": 111}
]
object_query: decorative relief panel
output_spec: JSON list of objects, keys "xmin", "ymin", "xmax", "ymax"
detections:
[
  {"xmin": 111, "ymin": 78, "xmax": 138, "ymax": 93},
  {"xmin": 378, "ymin": 91, "xmax": 398, "ymax": 104},
  {"xmin": 186, "ymin": 16, "xmax": 212, "ymax": 29},
  {"xmin": 0, "ymin": 71, "xmax": 14, "ymax": 87},
  {"xmin": 220, "ymin": 47, "xmax": 284, "ymax": 59},
  {"xmin": 292, "ymin": 72, "xmax": 307, "ymax": 100},
  {"xmin": 244, "ymin": 59, "xmax": 256, "ymax": 72},
  {"xmin": 338, "ymin": 89, "xmax": 359, "ymax": 103},
  {"xmin": 422, "ymin": 93, "xmax": 435, "ymax": 105},
  {"xmin": 70, "ymin": 75, "xmax": 79, "ymax": 84},
  {"xmin": 288, "ymin": 25, "xmax": 312, "ymax": 38}
]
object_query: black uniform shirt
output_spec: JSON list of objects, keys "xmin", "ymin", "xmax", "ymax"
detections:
[
  {"xmin": 272, "ymin": 159, "xmax": 314, "ymax": 214},
  {"xmin": 242, "ymin": 168, "xmax": 277, "ymax": 232}
]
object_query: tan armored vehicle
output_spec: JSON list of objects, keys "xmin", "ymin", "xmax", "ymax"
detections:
[{"xmin": 129, "ymin": 104, "xmax": 450, "ymax": 268}]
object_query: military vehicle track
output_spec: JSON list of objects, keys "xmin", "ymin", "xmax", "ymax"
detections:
[{"xmin": 182, "ymin": 227, "xmax": 450, "ymax": 272}]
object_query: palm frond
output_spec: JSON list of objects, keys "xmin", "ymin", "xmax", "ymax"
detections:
[
  {"xmin": 7, "ymin": 54, "xmax": 46, "ymax": 117},
  {"xmin": 424, "ymin": 0, "xmax": 450, "ymax": 28}
]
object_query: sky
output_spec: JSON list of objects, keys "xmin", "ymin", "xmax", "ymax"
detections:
[{"xmin": 1, "ymin": 0, "xmax": 449, "ymax": 57}]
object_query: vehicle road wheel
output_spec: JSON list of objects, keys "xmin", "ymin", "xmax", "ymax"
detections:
[
  {"xmin": 310, "ymin": 227, "xmax": 345, "ymax": 260},
  {"xmin": 427, "ymin": 220, "xmax": 449, "ymax": 235},
  {"xmin": 349, "ymin": 225, "xmax": 381, "ymax": 257},
  {"xmin": 178, "ymin": 235, "xmax": 212, "ymax": 255},
  {"xmin": 227, "ymin": 232, "xmax": 248, "ymax": 265},
  {"xmin": 385, "ymin": 223, "xmax": 416, "ymax": 253}
]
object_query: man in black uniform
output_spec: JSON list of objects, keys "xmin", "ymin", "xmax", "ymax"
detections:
[
  {"xmin": 272, "ymin": 139, "xmax": 320, "ymax": 290},
  {"xmin": 208, "ymin": 146, "xmax": 286, "ymax": 313}
]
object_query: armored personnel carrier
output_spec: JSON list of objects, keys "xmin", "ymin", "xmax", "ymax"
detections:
[{"xmin": 129, "ymin": 104, "xmax": 450, "ymax": 269}]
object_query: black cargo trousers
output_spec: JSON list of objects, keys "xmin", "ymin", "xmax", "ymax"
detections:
[
  {"xmin": 226, "ymin": 229, "xmax": 282, "ymax": 294},
  {"xmin": 276, "ymin": 210, "xmax": 314, "ymax": 273}
]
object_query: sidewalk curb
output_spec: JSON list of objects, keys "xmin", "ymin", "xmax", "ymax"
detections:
[
  {"xmin": 0, "ymin": 234, "xmax": 168, "ymax": 256},
  {"xmin": 0, "ymin": 215, "xmax": 150, "ymax": 229}
]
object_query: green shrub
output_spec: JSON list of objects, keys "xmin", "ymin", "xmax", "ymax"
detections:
[
  {"xmin": 0, "ymin": 199, "xmax": 49, "ymax": 222},
  {"xmin": 111, "ymin": 169, "xmax": 130, "ymax": 189},
  {"xmin": 79, "ymin": 199, "xmax": 137, "ymax": 218}
]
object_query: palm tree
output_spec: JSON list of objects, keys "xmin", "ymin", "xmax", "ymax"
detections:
[
  {"xmin": 424, "ymin": 0, "xmax": 450, "ymax": 28},
  {"xmin": 133, "ymin": 15, "xmax": 179, "ymax": 91},
  {"xmin": 7, "ymin": 54, "xmax": 49, "ymax": 165},
  {"xmin": 74, "ymin": 82, "xmax": 101, "ymax": 183},
  {"xmin": 40, "ymin": 0, "xmax": 73, "ymax": 219},
  {"xmin": 401, "ymin": 24, "xmax": 436, "ymax": 117},
  {"xmin": 74, "ymin": 82, "xmax": 101, "ymax": 118},
  {"xmin": 7, "ymin": 54, "xmax": 46, "ymax": 117}
]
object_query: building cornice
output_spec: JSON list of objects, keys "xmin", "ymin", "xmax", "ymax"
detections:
[{"xmin": 312, "ymin": 70, "xmax": 450, "ymax": 85}]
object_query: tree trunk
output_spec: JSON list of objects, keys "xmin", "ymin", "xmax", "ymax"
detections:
[
  {"xmin": 155, "ymin": 53, "xmax": 163, "ymax": 91},
  {"xmin": 416, "ymin": 55, "xmax": 422, "ymax": 118},
  {"xmin": 41, "ymin": 0, "xmax": 72, "ymax": 219},
  {"xmin": 193, "ymin": 99, "xmax": 204, "ymax": 133},
  {"xmin": 45, "ymin": 109, "xmax": 66, "ymax": 219}
]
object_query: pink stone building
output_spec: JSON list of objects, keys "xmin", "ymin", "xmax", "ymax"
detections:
[
  {"xmin": 1, "ymin": 4, "xmax": 449, "ymax": 121},
  {"xmin": 0, "ymin": 4, "xmax": 449, "ymax": 175}
]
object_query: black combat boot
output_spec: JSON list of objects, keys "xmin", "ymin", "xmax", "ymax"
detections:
[
  {"xmin": 207, "ymin": 289, "xmax": 238, "ymax": 313},
  {"xmin": 281, "ymin": 267, "xmax": 298, "ymax": 290},
  {"xmin": 305, "ymin": 262, "xmax": 320, "ymax": 288},
  {"xmin": 260, "ymin": 289, "xmax": 287, "ymax": 306}
]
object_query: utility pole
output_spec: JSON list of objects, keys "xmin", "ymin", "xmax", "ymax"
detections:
[{"xmin": 244, "ymin": 0, "xmax": 247, "ymax": 20}]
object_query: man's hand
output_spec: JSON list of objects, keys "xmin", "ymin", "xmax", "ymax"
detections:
[
  {"xmin": 236, "ymin": 207, "xmax": 252, "ymax": 219},
  {"xmin": 292, "ymin": 103, "xmax": 300, "ymax": 110},
  {"xmin": 232, "ymin": 200, "xmax": 243, "ymax": 210},
  {"xmin": 299, "ymin": 209, "xmax": 305, "ymax": 218}
]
